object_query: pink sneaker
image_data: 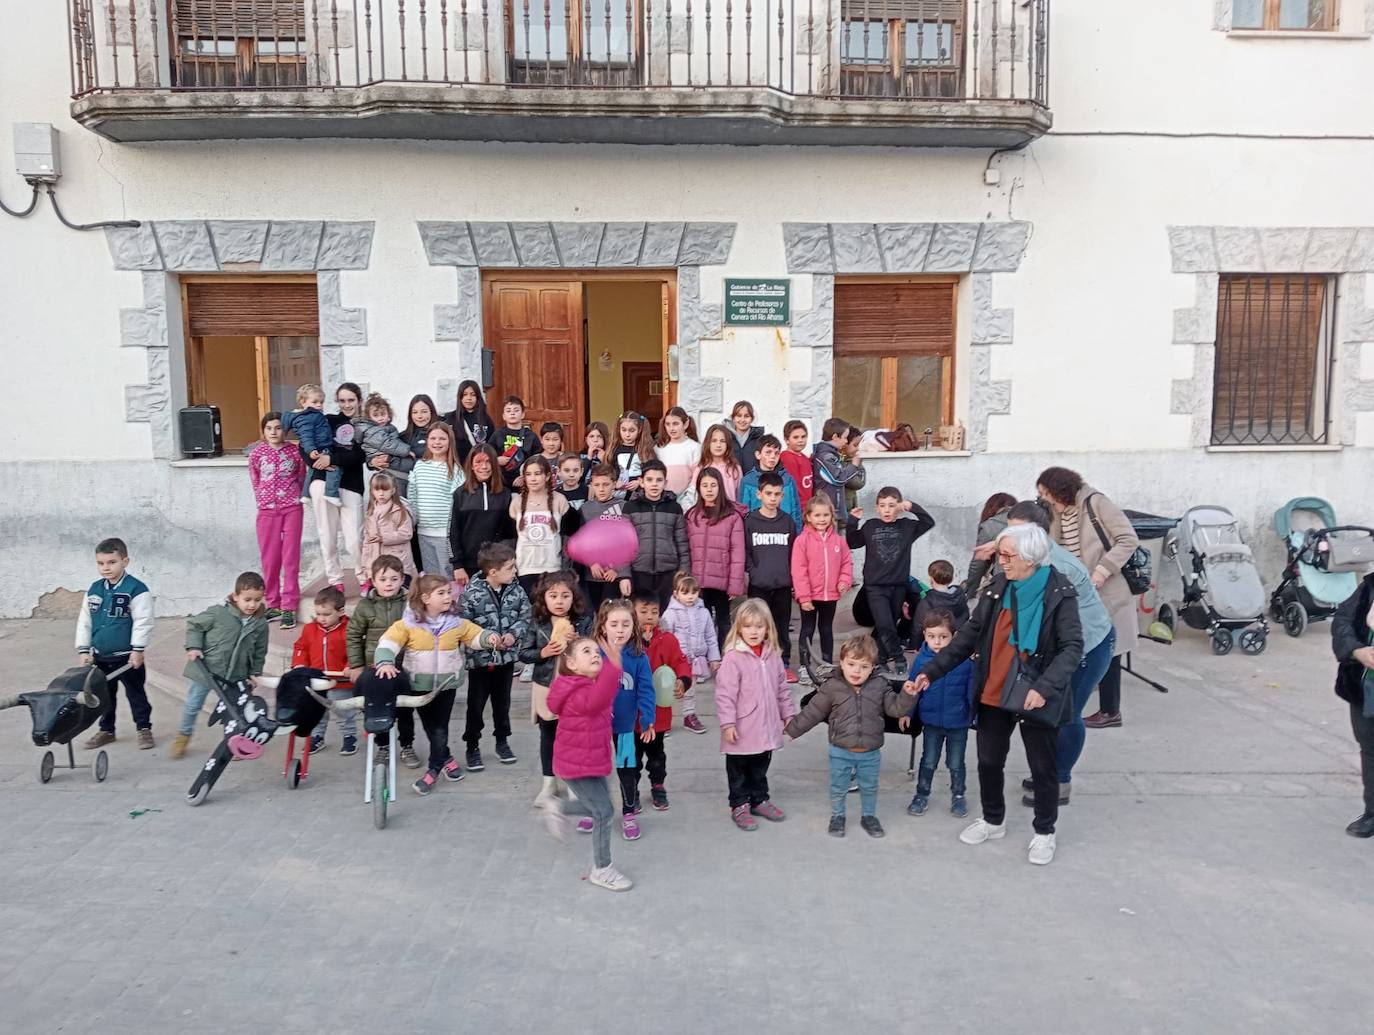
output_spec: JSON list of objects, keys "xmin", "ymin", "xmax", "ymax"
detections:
[
  {"xmin": 576, "ymin": 817, "xmax": 594, "ymax": 833},
  {"xmin": 785, "ymin": 668, "xmax": 799, "ymax": 684},
  {"xmin": 622, "ymin": 815, "xmax": 641, "ymax": 840},
  {"xmin": 731, "ymin": 804, "xmax": 758, "ymax": 831},
  {"xmin": 360, "ymin": 580, "xmax": 372, "ymax": 595},
  {"xmin": 750, "ymin": 800, "xmax": 786, "ymax": 822},
  {"xmin": 683, "ymin": 714, "xmax": 707, "ymax": 734}
]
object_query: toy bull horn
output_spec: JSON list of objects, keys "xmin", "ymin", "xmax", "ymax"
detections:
[
  {"xmin": 0, "ymin": 693, "xmax": 22, "ymax": 711},
  {"xmin": 396, "ymin": 689, "xmax": 442, "ymax": 709},
  {"xmin": 256, "ymin": 673, "xmax": 337, "ymax": 708}
]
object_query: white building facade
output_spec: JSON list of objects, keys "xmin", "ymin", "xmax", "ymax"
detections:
[{"xmin": 2, "ymin": 0, "xmax": 1373, "ymax": 616}]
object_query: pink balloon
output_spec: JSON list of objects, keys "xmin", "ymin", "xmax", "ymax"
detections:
[{"xmin": 566, "ymin": 517, "xmax": 639, "ymax": 569}]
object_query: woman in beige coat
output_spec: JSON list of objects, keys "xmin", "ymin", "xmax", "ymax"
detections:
[{"xmin": 1037, "ymin": 467, "xmax": 1140, "ymax": 728}]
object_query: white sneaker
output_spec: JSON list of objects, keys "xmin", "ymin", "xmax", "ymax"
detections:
[
  {"xmin": 533, "ymin": 776, "xmax": 558, "ymax": 810},
  {"xmin": 540, "ymin": 798, "xmax": 568, "ymax": 843},
  {"xmin": 520, "ymin": 663, "xmax": 534, "ymax": 683},
  {"xmin": 588, "ymin": 865, "xmax": 634, "ymax": 892},
  {"xmin": 324, "ymin": 495, "xmax": 343, "ymax": 508},
  {"xmin": 1028, "ymin": 833, "xmax": 1056, "ymax": 865},
  {"xmin": 959, "ymin": 818, "xmax": 1007, "ymax": 845}
]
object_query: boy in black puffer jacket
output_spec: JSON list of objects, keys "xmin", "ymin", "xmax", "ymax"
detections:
[
  {"xmin": 785, "ymin": 633, "xmax": 917, "ymax": 839},
  {"xmin": 457, "ymin": 543, "xmax": 533, "ymax": 770},
  {"xmin": 619, "ymin": 460, "xmax": 690, "ymax": 611}
]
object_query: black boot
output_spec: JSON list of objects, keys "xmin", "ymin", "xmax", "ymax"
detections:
[
  {"xmin": 1348, "ymin": 813, "xmax": 1374, "ymax": 838},
  {"xmin": 950, "ymin": 768, "xmax": 968, "ymax": 817},
  {"xmin": 907, "ymin": 765, "xmax": 935, "ymax": 815}
]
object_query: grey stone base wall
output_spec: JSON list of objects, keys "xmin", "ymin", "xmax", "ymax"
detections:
[{"xmin": 5, "ymin": 448, "xmax": 1365, "ymax": 618}]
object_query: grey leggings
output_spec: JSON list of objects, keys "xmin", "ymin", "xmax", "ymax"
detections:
[{"xmin": 562, "ymin": 775, "xmax": 615, "ymax": 869}]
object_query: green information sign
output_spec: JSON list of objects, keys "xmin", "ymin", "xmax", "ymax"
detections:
[{"xmin": 724, "ymin": 278, "xmax": 791, "ymax": 326}]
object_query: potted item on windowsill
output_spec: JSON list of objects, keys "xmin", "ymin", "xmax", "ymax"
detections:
[{"xmin": 938, "ymin": 423, "xmax": 966, "ymax": 451}]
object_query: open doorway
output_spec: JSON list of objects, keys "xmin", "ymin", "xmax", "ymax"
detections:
[{"xmin": 482, "ymin": 272, "xmax": 674, "ymax": 442}]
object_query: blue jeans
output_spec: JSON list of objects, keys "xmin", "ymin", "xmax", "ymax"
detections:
[
  {"xmin": 1056, "ymin": 629, "xmax": 1117, "ymax": 783},
  {"xmin": 322, "ymin": 465, "xmax": 342, "ymax": 499},
  {"xmin": 829, "ymin": 745, "xmax": 881, "ymax": 817},
  {"xmin": 919, "ymin": 726, "xmax": 969, "ymax": 782},
  {"xmin": 180, "ymin": 681, "xmax": 212, "ymax": 736},
  {"xmin": 313, "ymin": 689, "xmax": 358, "ymax": 740}
]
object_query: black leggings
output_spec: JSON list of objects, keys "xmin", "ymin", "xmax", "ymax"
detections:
[
  {"xmin": 538, "ymin": 716, "xmax": 558, "ymax": 778},
  {"xmin": 416, "ymin": 688, "xmax": 456, "ymax": 773},
  {"xmin": 701, "ymin": 588, "xmax": 732, "ymax": 651},
  {"xmin": 1099, "ymin": 655, "xmax": 1123, "ymax": 714},
  {"xmin": 799, "ymin": 600, "xmax": 838, "ymax": 664},
  {"xmin": 464, "ymin": 663, "xmax": 514, "ymax": 747}
]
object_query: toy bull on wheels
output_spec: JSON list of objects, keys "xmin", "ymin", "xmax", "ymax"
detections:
[
  {"xmin": 184, "ymin": 662, "xmax": 335, "ymax": 806},
  {"xmin": 0, "ymin": 664, "xmax": 128, "ymax": 785}
]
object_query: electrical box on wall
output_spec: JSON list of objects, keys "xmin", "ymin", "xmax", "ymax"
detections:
[{"xmin": 14, "ymin": 123, "xmax": 61, "ymax": 183}]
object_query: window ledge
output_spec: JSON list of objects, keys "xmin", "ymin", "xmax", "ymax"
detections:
[
  {"xmin": 1226, "ymin": 29, "xmax": 1371, "ymax": 40},
  {"xmin": 1205, "ymin": 444, "xmax": 1343, "ymax": 454},
  {"xmin": 859, "ymin": 450, "xmax": 973, "ymax": 459},
  {"xmin": 169, "ymin": 455, "xmax": 250, "ymax": 468}
]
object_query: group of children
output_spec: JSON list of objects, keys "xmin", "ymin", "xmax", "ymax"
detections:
[{"xmin": 77, "ymin": 388, "xmax": 1004, "ymax": 892}]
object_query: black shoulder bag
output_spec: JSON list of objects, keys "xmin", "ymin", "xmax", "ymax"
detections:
[{"xmin": 1083, "ymin": 494, "xmax": 1152, "ymax": 595}]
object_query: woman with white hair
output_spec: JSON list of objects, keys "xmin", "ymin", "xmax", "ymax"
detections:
[{"xmin": 908, "ymin": 523, "xmax": 1084, "ymax": 865}]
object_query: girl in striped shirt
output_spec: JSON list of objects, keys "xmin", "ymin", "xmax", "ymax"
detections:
[{"xmin": 408, "ymin": 422, "xmax": 463, "ymax": 577}]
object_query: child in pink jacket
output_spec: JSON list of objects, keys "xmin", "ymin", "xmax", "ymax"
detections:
[
  {"xmin": 546, "ymin": 638, "xmax": 633, "ymax": 893},
  {"xmin": 685, "ymin": 467, "xmax": 747, "ymax": 652},
  {"xmin": 249, "ymin": 411, "xmax": 307, "ymax": 624},
  {"xmin": 791, "ymin": 495, "xmax": 854, "ymax": 669},
  {"xmin": 715, "ymin": 599, "xmax": 796, "ymax": 832}
]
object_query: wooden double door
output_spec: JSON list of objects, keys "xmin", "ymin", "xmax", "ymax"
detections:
[{"xmin": 483, "ymin": 275, "xmax": 674, "ymax": 442}]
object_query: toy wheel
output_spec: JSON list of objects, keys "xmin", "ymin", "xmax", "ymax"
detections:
[
  {"xmin": 186, "ymin": 782, "xmax": 211, "ymax": 807},
  {"xmin": 287, "ymin": 759, "xmax": 302, "ymax": 789},
  {"xmin": 93, "ymin": 750, "xmax": 109, "ymax": 783},
  {"xmin": 1158, "ymin": 603, "xmax": 1176, "ymax": 634},
  {"xmin": 1282, "ymin": 602, "xmax": 1307, "ymax": 638},
  {"xmin": 39, "ymin": 750, "xmax": 54, "ymax": 784},
  {"xmin": 1238, "ymin": 628, "xmax": 1267, "ymax": 656},
  {"xmin": 1210, "ymin": 630, "xmax": 1234, "ymax": 656},
  {"xmin": 372, "ymin": 764, "xmax": 388, "ymax": 830}
]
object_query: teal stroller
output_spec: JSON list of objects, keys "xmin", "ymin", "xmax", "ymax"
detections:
[{"xmin": 1270, "ymin": 497, "xmax": 1374, "ymax": 637}]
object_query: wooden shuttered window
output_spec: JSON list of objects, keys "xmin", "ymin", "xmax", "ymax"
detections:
[
  {"xmin": 832, "ymin": 278, "xmax": 957, "ymax": 434},
  {"xmin": 185, "ymin": 280, "xmax": 320, "ymax": 337},
  {"xmin": 173, "ymin": 2, "xmax": 306, "ymax": 38},
  {"xmin": 1211, "ymin": 274, "xmax": 1334, "ymax": 446},
  {"xmin": 833, "ymin": 280, "xmax": 957, "ymax": 357}
]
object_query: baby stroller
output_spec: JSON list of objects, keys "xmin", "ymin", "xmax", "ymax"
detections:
[
  {"xmin": 0, "ymin": 664, "xmax": 125, "ymax": 784},
  {"xmin": 1270, "ymin": 497, "xmax": 1374, "ymax": 637},
  {"xmin": 1163, "ymin": 505, "xmax": 1269, "ymax": 656}
]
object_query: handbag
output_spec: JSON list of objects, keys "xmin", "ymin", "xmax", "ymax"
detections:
[
  {"xmin": 1084, "ymin": 494, "xmax": 1152, "ymax": 595},
  {"xmin": 998, "ymin": 659, "xmax": 1058, "ymax": 728}
]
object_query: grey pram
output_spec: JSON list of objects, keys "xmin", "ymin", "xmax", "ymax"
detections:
[{"xmin": 1164, "ymin": 505, "xmax": 1269, "ymax": 656}]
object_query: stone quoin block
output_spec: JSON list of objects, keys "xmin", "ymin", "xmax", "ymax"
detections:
[
  {"xmin": 510, "ymin": 223, "xmax": 560, "ymax": 267},
  {"xmin": 317, "ymin": 222, "xmax": 375, "ymax": 270},
  {"xmin": 104, "ymin": 224, "xmax": 162, "ymax": 271},
  {"xmin": 207, "ymin": 221, "xmax": 269, "ymax": 264},
  {"xmin": 876, "ymin": 223, "xmax": 934, "ymax": 272},
  {"xmin": 262, "ymin": 221, "xmax": 325, "ymax": 270},
  {"xmin": 782, "ymin": 223, "xmax": 834, "ymax": 274},
  {"xmin": 468, "ymin": 223, "xmax": 520, "ymax": 266},
  {"xmin": 598, "ymin": 223, "xmax": 647, "ymax": 266},
  {"xmin": 924, "ymin": 224, "xmax": 980, "ymax": 272},
  {"xmin": 1258, "ymin": 227, "xmax": 1311, "ymax": 273},
  {"xmin": 790, "ymin": 276, "xmax": 835, "ymax": 350},
  {"xmin": 152, "ymin": 221, "xmax": 216, "ymax": 272},
  {"xmin": 1213, "ymin": 227, "xmax": 1263, "ymax": 271},
  {"xmin": 1168, "ymin": 226, "xmax": 1217, "ymax": 273},
  {"xmin": 971, "ymin": 222, "xmax": 1032, "ymax": 273},
  {"xmin": 551, "ymin": 223, "xmax": 605, "ymax": 268},
  {"xmin": 418, "ymin": 221, "xmax": 477, "ymax": 266},
  {"xmin": 640, "ymin": 223, "xmax": 686, "ymax": 267},
  {"xmin": 830, "ymin": 224, "xmax": 885, "ymax": 273},
  {"xmin": 1303, "ymin": 228, "xmax": 1356, "ymax": 272},
  {"xmin": 677, "ymin": 223, "xmax": 735, "ymax": 266}
]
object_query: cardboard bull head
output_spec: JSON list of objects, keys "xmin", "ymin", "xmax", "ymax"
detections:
[{"xmin": 0, "ymin": 666, "xmax": 111, "ymax": 747}]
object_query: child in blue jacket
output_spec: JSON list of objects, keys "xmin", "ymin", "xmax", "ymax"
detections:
[
  {"xmin": 594, "ymin": 599, "xmax": 657, "ymax": 842},
  {"xmin": 901, "ymin": 609, "xmax": 974, "ymax": 817}
]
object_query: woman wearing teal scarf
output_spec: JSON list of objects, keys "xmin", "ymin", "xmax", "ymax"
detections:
[{"xmin": 910, "ymin": 523, "xmax": 1084, "ymax": 866}]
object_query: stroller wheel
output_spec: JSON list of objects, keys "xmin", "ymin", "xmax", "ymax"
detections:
[
  {"xmin": 39, "ymin": 750, "xmax": 54, "ymax": 784},
  {"xmin": 1210, "ymin": 630, "xmax": 1234, "ymax": 656},
  {"xmin": 1282, "ymin": 602, "xmax": 1307, "ymax": 638},
  {"xmin": 1238, "ymin": 628, "xmax": 1267, "ymax": 656}
]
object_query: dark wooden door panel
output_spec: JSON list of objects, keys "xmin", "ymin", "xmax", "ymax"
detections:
[{"xmin": 487, "ymin": 281, "xmax": 585, "ymax": 441}]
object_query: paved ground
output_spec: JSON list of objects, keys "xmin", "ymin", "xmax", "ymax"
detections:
[{"xmin": 0, "ymin": 612, "xmax": 1370, "ymax": 1034}]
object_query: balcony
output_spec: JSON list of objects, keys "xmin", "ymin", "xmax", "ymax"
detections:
[{"xmin": 68, "ymin": 1, "xmax": 1051, "ymax": 148}]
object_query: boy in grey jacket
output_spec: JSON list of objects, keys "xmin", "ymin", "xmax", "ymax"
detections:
[{"xmin": 785, "ymin": 633, "xmax": 916, "ymax": 838}]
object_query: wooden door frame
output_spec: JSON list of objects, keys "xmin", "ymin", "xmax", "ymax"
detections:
[{"xmin": 481, "ymin": 268, "xmax": 679, "ymax": 423}]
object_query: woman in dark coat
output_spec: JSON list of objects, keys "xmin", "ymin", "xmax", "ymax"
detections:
[
  {"xmin": 911, "ymin": 523, "xmax": 1083, "ymax": 866},
  {"xmin": 1332, "ymin": 572, "xmax": 1374, "ymax": 838},
  {"xmin": 446, "ymin": 379, "xmax": 496, "ymax": 464}
]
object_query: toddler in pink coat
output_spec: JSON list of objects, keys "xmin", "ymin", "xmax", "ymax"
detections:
[{"xmin": 715, "ymin": 599, "xmax": 796, "ymax": 832}]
